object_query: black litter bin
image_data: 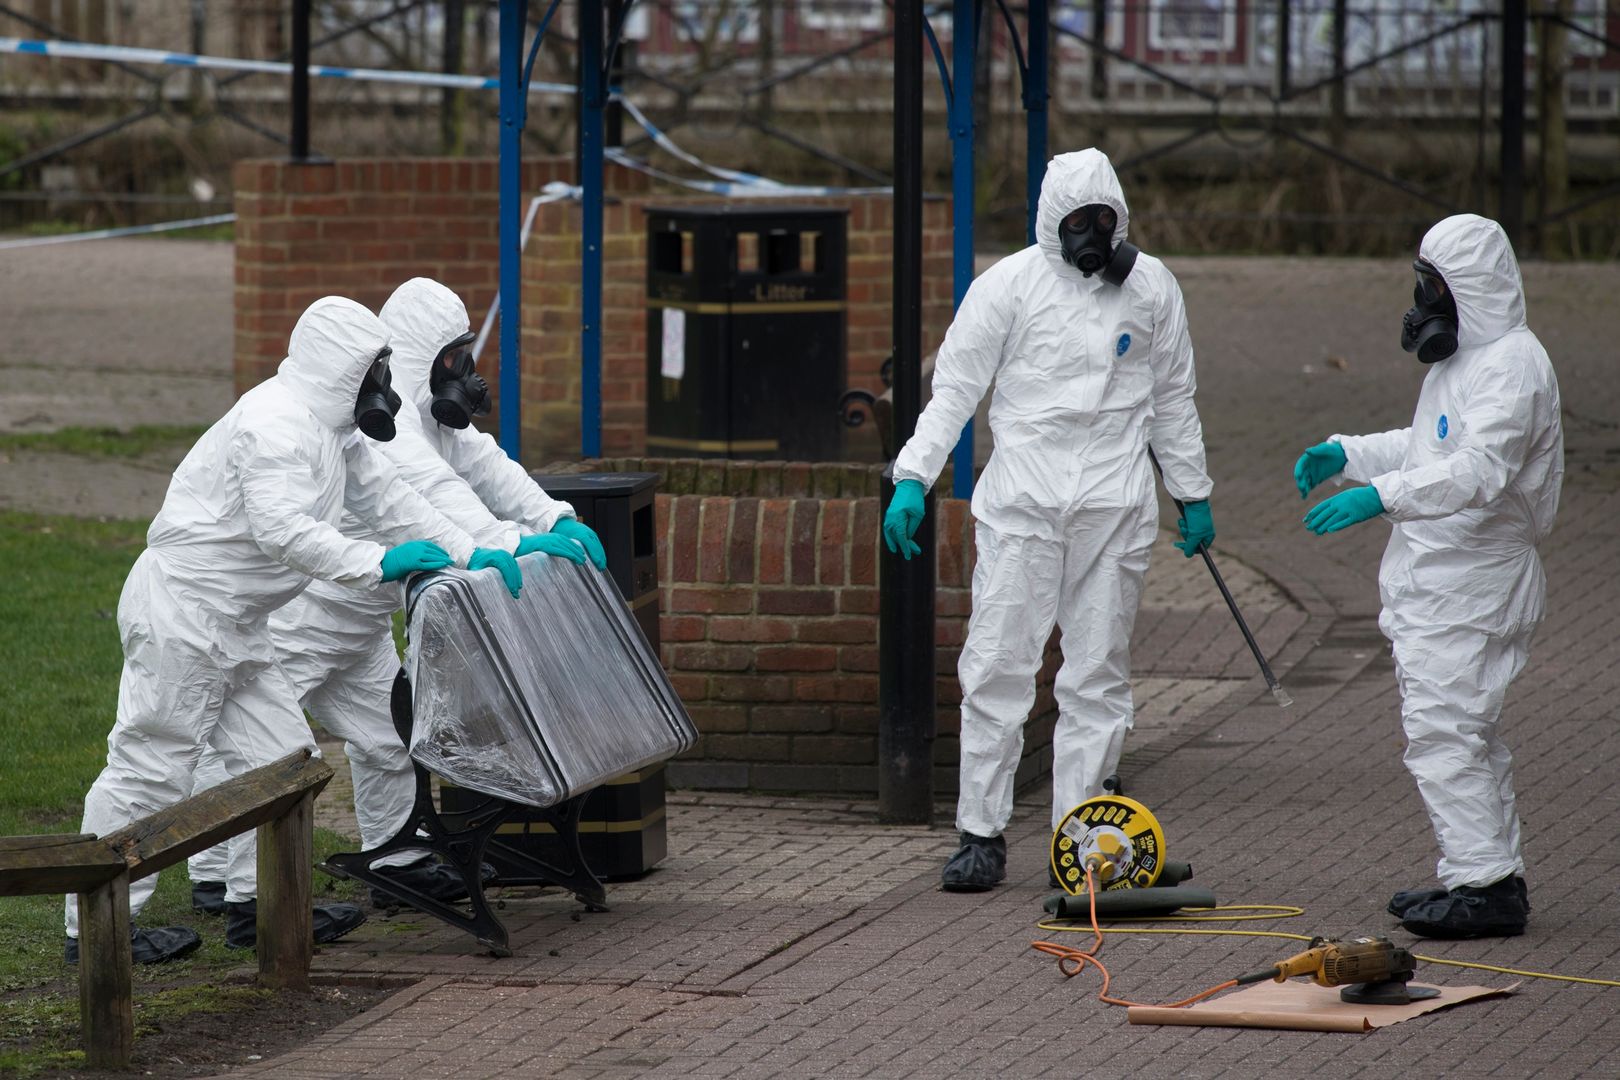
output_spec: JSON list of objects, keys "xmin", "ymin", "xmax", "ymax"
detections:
[
  {"xmin": 439, "ymin": 472, "xmax": 669, "ymax": 880},
  {"xmin": 645, "ymin": 205, "xmax": 848, "ymax": 460},
  {"xmin": 529, "ymin": 472, "xmax": 660, "ymax": 649}
]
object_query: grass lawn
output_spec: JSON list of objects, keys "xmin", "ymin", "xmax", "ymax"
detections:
[
  {"xmin": 0, "ymin": 510, "xmax": 363, "ymax": 1074},
  {"xmin": 0, "ymin": 424, "xmax": 208, "ymax": 460},
  {"xmin": 15, "ymin": 220, "xmax": 235, "ymax": 243}
]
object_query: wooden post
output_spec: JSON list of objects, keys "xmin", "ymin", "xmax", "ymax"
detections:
[
  {"xmin": 441, "ymin": 0, "xmax": 467, "ymax": 156},
  {"xmin": 1500, "ymin": 0, "xmax": 1529, "ymax": 249},
  {"xmin": 78, "ymin": 873, "xmax": 134, "ymax": 1069},
  {"xmin": 256, "ymin": 790, "xmax": 314, "ymax": 991},
  {"xmin": 1536, "ymin": 0, "xmax": 1571, "ymax": 256},
  {"xmin": 1329, "ymin": 0, "xmax": 1348, "ymax": 148}
]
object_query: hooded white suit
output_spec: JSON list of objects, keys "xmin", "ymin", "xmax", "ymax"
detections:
[
  {"xmin": 1333, "ymin": 214, "xmax": 1563, "ymax": 890},
  {"xmin": 893, "ymin": 149, "xmax": 1213, "ymax": 837},
  {"xmin": 188, "ymin": 279, "xmax": 575, "ymax": 885},
  {"xmin": 67, "ymin": 297, "xmax": 478, "ymax": 937}
]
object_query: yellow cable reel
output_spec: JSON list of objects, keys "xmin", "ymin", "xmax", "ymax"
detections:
[{"xmin": 1051, "ymin": 795, "xmax": 1167, "ymax": 896}]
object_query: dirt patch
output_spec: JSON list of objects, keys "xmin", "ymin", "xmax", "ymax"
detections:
[{"xmin": 5, "ymin": 980, "xmax": 394, "ymax": 1079}]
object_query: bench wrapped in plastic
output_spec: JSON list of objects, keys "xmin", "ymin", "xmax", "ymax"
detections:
[{"xmin": 405, "ymin": 553, "xmax": 694, "ymax": 809}]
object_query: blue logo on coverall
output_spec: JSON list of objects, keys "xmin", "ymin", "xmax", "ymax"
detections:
[
  {"xmin": 1438, "ymin": 414, "xmax": 1449, "ymax": 440},
  {"xmin": 1116, "ymin": 333, "xmax": 1132, "ymax": 357}
]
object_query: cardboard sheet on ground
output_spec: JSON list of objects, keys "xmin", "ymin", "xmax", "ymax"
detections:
[{"xmin": 1128, "ymin": 979, "xmax": 1518, "ymax": 1032}]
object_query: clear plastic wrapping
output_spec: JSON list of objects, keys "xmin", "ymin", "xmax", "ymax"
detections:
[{"xmin": 405, "ymin": 553, "xmax": 694, "ymax": 808}]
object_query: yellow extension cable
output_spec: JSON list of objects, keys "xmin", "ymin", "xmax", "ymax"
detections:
[{"xmin": 1035, "ymin": 906, "xmax": 1620, "ymax": 989}]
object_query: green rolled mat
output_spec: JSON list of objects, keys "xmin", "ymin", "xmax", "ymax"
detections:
[
  {"xmin": 1043, "ymin": 885, "xmax": 1218, "ymax": 919},
  {"xmin": 1156, "ymin": 860, "xmax": 1194, "ymax": 887}
]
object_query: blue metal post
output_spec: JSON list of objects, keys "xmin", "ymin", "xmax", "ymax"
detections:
[
  {"xmin": 579, "ymin": 1, "xmax": 605, "ymax": 459},
  {"xmin": 1025, "ymin": 0, "xmax": 1049, "ymax": 245},
  {"xmin": 497, "ymin": 0, "xmax": 527, "ymax": 461},
  {"xmin": 948, "ymin": 0, "xmax": 978, "ymax": 499}
]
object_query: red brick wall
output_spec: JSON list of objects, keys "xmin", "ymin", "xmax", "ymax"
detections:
[
  {"xmin": 581, "ymin": 456, "xmax": 1060, "ymax": 798},
  {"xmin": 233, "ymin": 159, "xmax": 955, "ymax": 468},
  {"xmin": 231, "ymin": 157, "xmax": 648, "ymax": 415},
  {"xmin": 522, "ymin": 194, "xmax": 955, "ymax": 462}
]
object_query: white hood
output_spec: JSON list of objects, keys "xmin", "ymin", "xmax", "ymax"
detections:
[
  {"xmin": 378, "ymin": 277, "xmax": 474, "ymax": 426},
  {"xmin": 276, "ymin": 297, "xmax": 391, "ymax": 431},
  {"xmin": 1418, "ymin": 214, "xmax": 1527, "ymax": 351},
  {"xmin": 1036, "ymin": 148, "xmax": 1131, "ymax": 281}
]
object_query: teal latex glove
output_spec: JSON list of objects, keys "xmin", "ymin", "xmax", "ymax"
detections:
[
  {"xmin": 379, "ymin": 540, "xmax": 452, "ymax": 583},
  {"xmin": 882, "ymin": 479, "xmax": 927, "ymax": 561},
  {"xmin": 516, "ymin": 533, "xmax": 588, "ymax": 564},
  {"xmin": 1304, "ymin": 485, "xmax": 1385, "ymax": 535},
  {"xmin": 1174, "ymin": 499, "xmax": 1216, "ymax": 558},
  {"xmin": 551, "ymin": 518, "xmax": 608, "ymax": 571},
  {"xmin": 1294, "ymin": 441, "xmax": 1348, "ymax": 498},
  {"xmin": 468, "ymin": 547, "xmax": 523, "ymax": 598}
]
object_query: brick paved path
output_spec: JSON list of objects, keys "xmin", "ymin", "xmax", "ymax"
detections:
[{"xmin": 228, "ymin": 254, "xmax": 1619, "ymax": 1079}]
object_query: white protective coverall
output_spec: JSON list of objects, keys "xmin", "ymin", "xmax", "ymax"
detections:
[
  {"xmin": 1332, "ymin": 214, "xmax": 1562, "ymax": 890},
  {"xmin": 188, "ymin": 278, "xmax": 575, "ymax": 883},
  {"xmin": 67, "ymin": 297, "xmax": 478, "ymax": 937},
  {"xmin": 892, "ymin": 149, "xmax": 1213, "ymax": 838}
]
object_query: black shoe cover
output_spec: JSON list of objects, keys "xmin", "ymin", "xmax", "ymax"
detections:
[
  {"xmin": 1401, "ymin": 876, "xmax": 1527, "ymax": 939},
  {"xmin": 1390, "ymin": 875, "xmax": 1527, "ymax": 919},
  {"xmin": 369, "ymin": 857, "xmax": 481, "ymax": 908},
  {"xmin": 1102, "ymin": 775, "xmax": 1124, "ymax": 796},
  {"xmin": 225, "ymin": 899, "xmax": 367, "ymax": 949},
  {"xmin": 941, "ymin": 832, "xmax": 1006, "ymax": 893},
  {"xmin": 192, "ymin": 880, "xmax": 227, "ymax": 915},
  {"xmin": 64, "ymin": 925, "xmax": 202, "ymax": 965},
  {"xmin": 1387, "ymin": 885, "xmax": 1448, "ymax": 919}
]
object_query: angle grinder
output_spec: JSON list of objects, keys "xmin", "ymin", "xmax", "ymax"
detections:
[{"xmin": 1236, "ymin": 935, "xmax": 1441, "ymax": 1005}]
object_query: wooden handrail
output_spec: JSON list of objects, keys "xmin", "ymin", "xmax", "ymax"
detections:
[
  {"xmin": 0, "ymin": 835, "xmax": 127, "ymax": 897},
  {"xmin": 101, "ymin": 751, "xmax": 332, "ymax": 881}
]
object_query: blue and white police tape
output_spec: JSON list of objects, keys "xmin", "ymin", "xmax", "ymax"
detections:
[
  {"xmin": 0, "ymin": 213, "xmax": 236, "ymax": 250},
  {"xmin": 612, "ymin": 98, "xmax": 891, "ymax": 197},
  {"xmin": 614, "ymin": 97, "xmax": 780, "ymax": 190},
  {"xmin": 605, "ymin": 150, "xmax": 890, "ymax": 199},
  {"xmin": 0, "ymin": 37, "xmax": 575, "ymax": 95},
  {"xmin": 471, "ymin": 183, "xmax": 580, "ymax": 364}
]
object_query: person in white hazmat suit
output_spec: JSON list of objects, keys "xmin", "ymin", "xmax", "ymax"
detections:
[
  {"xmin": 64, "ymin": 296, "xmax": 501, "ymax": 964},
  {"xmin": 1295, "ymin": 214, "xmax": 1562, "ymax": 939},
  {"xmin": 882, "ymin": 149, "xmax": 1216, "ymax": 892},
  {"xmin": 186, "ymin": 276, "xmax": 607, "ymax": 915}
]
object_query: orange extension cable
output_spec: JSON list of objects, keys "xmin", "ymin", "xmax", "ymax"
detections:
[{"xmin": 1030, "ymin": 867, "xmax": 1238, "ymax": 1010}]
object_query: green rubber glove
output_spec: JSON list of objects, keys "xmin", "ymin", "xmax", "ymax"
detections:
[
  {"xmin": 379, "ymin": 540, "xmax": 452, "ymax": 583},
  {"xmin": 551, "ymin": 518, "xmax": 608, "ymax": 571},
  {"xmin": 1174, "ymin": 499, "xmax": 1216, "ymax": 558},
  {"xmin": 1303, "ymin": 485, "xmax": 1385, "ymax": 535},
  {"xmin": 468, "ymin": 547, "xmax": 523, "ymax": 598},
  {"xmin": 516, "ymin": 533, "xmax": 588, "ymax": 564},
  {"xmin": 1294, "ymin": 441, "xmax": 1348, "ymax": 499},
  {"xmin": 882, "ymin": 479, "xmax": 927, "ymax": 561}
]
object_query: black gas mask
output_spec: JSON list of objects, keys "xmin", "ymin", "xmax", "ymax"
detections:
[
  {"xmin": 428, "ymin": 330, "xmax": 490, "ymax": 429},
  {"xmin": 1400, "ymin": 259, "xmax": 1460, "ymax": 364},
  {"xmin": 1058, "ymin": 202, "xmax": 1140, "ymax": 285},
  {"xmin": 354, "ymin": 346, "xmax": 402, "ymax": 441}
]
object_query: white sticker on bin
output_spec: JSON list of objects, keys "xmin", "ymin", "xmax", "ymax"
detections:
[{"xmin": 661, "ymin": 308, "xmax": 686, "ymax": 380}]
